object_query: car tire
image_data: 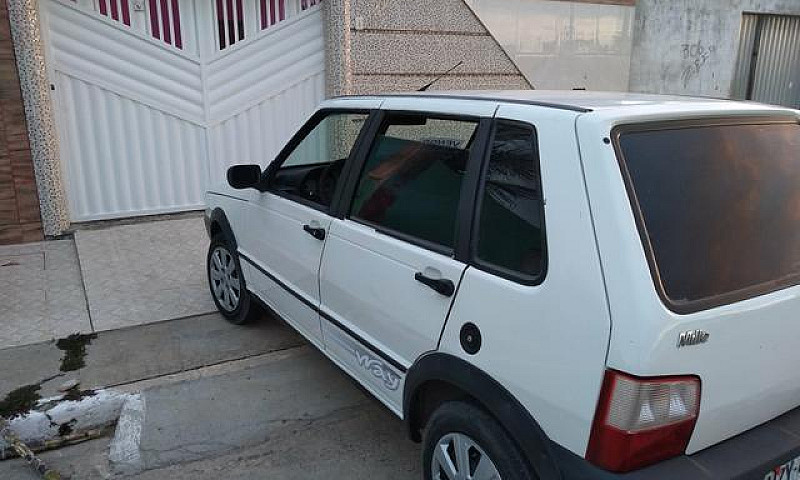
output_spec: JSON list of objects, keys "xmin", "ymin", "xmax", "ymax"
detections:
[
  {"xmin": 207, "ymin": 234, "xmax": 255, "ymax": 325},
  {"xmin": 422, "ymin": 401, "xmax": 538, "ymax": 480}
]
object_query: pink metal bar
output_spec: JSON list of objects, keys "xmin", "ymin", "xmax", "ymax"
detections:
[
  {"xmin": 171, "ymin": 0, "xmax": 182, "ymax": 48},
  {"xmin": 226, "ymin": 0, "xmax": 234, "ymax": 45},
  {"xmin": 235, "ymin": 0, "xmax": 244, "ymax": 40},
  {"xmin": 120, "ymin": 0, "xmax": 131, "ymax": 25},
  {"xmin": 149, "ymin": 0, "xmax": 160, "ymax": 39},
  {"xmin": 160, "ymin": 0, "xmax": 172, "ymax": 44},
  {"xmin": 109, "ymin": 0, "xmax": 119, "ymax": 20}
]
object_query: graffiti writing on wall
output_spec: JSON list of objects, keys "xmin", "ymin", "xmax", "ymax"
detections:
[{"xmin": 680, "ymin": 41, "xmax": 717, "ymax": 87}]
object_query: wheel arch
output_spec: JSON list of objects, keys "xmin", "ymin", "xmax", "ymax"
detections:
[
  {"xmin": 404, "ymin": 352, "xmax": 562, "ymax": 480},
  {"xmin": 208, "ymin": 207, "xmax": 237, "ymax": 249}
]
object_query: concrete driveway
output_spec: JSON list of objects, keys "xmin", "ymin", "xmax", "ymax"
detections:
[{"xmin": 74, "ymin": 215, "xmax": 215, "ymax": 331}]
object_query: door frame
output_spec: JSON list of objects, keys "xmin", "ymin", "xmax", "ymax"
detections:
[
  {"xmin": 259, "ymin": 107, "xmax": 386, "ymax": 215},
  {"xmin": 334, "ymin": 109, "xmax": 495, "ymax": 259}
]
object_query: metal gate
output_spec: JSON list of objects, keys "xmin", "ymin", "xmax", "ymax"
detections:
[
  {"xmin": 43, "ymin": 0, "xmax": 325, "ymax": 221},
  {"xmin": 731, "ymin": 13, "xmax": 800, "ymax": 108}
]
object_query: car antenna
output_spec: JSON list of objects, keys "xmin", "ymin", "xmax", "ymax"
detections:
[{"xmin": 418, "ymin": 61, "xmax": 464, "ymax": 92}]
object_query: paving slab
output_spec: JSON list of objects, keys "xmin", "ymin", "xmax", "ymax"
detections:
[
  {"xmin": 0, "ymin": 239, "xmax": 92, "ymax": 349},
  {"xmin": 0, "ymin": 313, "xmax": 304, "ymax": 401},
  {"xmin": 74, "ymin": 217, "xmax": 215, "ymax": 331}
]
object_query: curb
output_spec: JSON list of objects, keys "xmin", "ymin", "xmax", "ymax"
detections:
[
  {"xmin": 108, "ymin": 394, "xmax": 145, "ymax": 475},
  {"xmin": 0, "ymin": 389, "xmax": 129, "ymax": 459}
]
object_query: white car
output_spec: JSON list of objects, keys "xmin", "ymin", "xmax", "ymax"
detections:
[{"xmin": 204, "ymin": 91, "xmax": 800, "ymax": 480}]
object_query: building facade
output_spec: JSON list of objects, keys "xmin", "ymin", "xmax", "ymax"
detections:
[
  {"xmin": 1, "ymin": 0, "xmax": 799, "ymax": 244},
  {"xmin": 629, "ymin": 0, "xmax": 800, "ymax": 106}
]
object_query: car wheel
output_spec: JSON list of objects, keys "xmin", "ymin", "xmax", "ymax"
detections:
[
  {"xmin": 207, "ymin": 235, "xmax": 254, "ymax": 325},
  {"xmin": 423, "ymin": 401, "xmax": 537, "ymax": 480}
]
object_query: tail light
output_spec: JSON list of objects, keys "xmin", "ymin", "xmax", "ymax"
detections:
[{"xmin": 586, "ymin": 369, "xmax": 701, "ymax": 472}]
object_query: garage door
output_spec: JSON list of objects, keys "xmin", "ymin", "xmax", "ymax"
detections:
[{"xmin": 44, "ymin": 0, "xmax": 325, "ymax": 221}]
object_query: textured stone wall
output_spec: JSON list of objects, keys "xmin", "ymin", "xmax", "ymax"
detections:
[
  {"xmin": 0, "ymin": 0, "xmax": 41, "ymax": 244},
  {"xmin": 629, "ymin": 0, "xmax": 800, "ymax": 97},
  {"xmin": 324, "ymin": 0, "xmax": 530, "ymax": 97},
  {"xmin": 7, "ymin": 0, "xmax": 70, "ymax": 238}
]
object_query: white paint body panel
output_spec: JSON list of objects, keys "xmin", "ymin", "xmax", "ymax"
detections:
[
  {"xmin": 438, "ymin": 104, "xmax": 610, "ymax": 456},
  {"xmin": 239, "ymin": 193, "xmax": 330, "ymax": 343},
  {"xmin": 320, "ymin": 219, "xmax": 466, "ymax": 367},
  {"xmin": 321, "ymin": 312, "xmax": 406, "ymax": 414},
  {"xmin": 576, "ymin": 105, "xmax": 800, "ymax": 454}
]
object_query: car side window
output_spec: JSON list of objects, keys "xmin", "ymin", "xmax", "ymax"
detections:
[
  {"xmin": 268, "ymin": 111, "xmax": 369, "ymax": 210},
  {"xmin": 349, "ymin": 113, "xmax": 479, "ymax": 252},
  {"xmin": 474, "ymin": 120, "xmax": 545, "ymax": 282}
]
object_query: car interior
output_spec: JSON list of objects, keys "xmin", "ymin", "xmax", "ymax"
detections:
[{"xmin": 268, "ymin": 158, "xmax": 347, "ymax": 208}]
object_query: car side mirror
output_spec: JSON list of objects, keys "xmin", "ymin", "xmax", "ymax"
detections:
[{"xmin": 227, "ymin": 164, "xmax": 262, "ymax": 190}]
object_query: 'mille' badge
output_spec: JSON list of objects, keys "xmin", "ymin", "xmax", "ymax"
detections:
[{"xmin": 677, "ymin": 329, "xmax": 710, "ymax": 348}]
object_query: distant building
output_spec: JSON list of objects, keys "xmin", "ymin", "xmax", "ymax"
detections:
[{"xmin": 629, "ymin": 0, "xmax": 800, "ymax": 108}]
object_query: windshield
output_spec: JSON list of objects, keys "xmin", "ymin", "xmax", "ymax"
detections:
[{"xmin": 616, "ymin": 119, "xmax": 800, "ymax": 312}]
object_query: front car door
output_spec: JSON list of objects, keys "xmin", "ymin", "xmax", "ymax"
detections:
[
  {"xmin": 237, "ymin": 101, "xmax": 378, "ymax": 347},
  {"xmin": 318, "ymin": 99, "xmax": 496, "ymax": 412}
]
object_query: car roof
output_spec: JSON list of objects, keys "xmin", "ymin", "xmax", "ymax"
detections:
[{"xmin": 332, "ymin": 90, "xmax": 796, "ymax": 116}]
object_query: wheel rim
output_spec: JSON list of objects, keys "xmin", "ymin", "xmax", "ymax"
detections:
[
  {"xmin": 431, "ymin": 432, "xmax": 502, "ymax": 480},
  {"xmin": 209, "ymin": 246, "xmax": 241, "ymax": 312}
]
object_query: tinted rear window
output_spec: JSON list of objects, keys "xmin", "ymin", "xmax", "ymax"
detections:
[{"xmin": 617, "ymin": 120, "xmax": 800, "ymax": 310}]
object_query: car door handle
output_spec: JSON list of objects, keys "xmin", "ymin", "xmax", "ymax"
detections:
[
  {"xmin": 303, "ymin": 224, "xmax": 326, "ymax": 240},
  {"xmin": 414, "ymin": 272, "xmax": 455, "ymax": 297}
]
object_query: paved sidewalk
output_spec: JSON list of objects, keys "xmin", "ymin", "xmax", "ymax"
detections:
[
  {"xmin": 0, "ymin": 240, "xmax": 91, "ymax": 349},
  {"xmin": 1, "ymin": 216, "xmax": 214, "ymax": 350},
  {"xmin": 74, "ymin": 216, "xmax": 214, "ymax": 331}
]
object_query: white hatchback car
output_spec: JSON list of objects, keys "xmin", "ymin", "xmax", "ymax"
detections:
[{"xmin": 204, "ymin": 91, "xmax": 800, "ymax": 480}]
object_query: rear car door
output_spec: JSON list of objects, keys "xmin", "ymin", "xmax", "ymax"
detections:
[
  {"xmin": 237, "ymin": 105, "xmax": 377, "ymax": 346},
  {"xmin": 438, "ymin": 105, "xmax": 612, "ymax": 456},
  {"xmin": 319, "ymin": 101, "xmax": 494, "ymax": 411}
]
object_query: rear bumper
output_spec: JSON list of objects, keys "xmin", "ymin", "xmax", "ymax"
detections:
[{"xmin": 555, "ymin": 406, "xmax": 800, "ymax": 480}]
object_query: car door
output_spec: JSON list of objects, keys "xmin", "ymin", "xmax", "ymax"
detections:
[
  {"xmin": 237, "ymin": 104, "xmax": 378, "ymax": 347},
  {"xmin": 318, "ymin": 101, "xmax": 495, "ymax": 411}
]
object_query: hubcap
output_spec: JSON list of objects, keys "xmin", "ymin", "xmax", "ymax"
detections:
[
  {"xmin": 209, "ymin": 246, "xmax": 241, "ymax": 312},
  {"xmin": 431, "ymin": 433, "xmax": 501, "ymax": 480}
]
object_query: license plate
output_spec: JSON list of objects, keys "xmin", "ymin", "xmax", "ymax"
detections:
[{"xmin": 765, "ymin": 456, "xmax": 800, "ymax": 480}]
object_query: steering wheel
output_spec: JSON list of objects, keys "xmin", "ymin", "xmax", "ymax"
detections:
[{"xmin": 318, "ymin": 159, "xmax": 345, "ymax": 205}]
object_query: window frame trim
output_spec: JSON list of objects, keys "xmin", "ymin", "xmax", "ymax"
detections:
[
  {"xmin": 612, "ymin": 115, "xmax": 800, "ymax": 314},
  {"xmin": 340, "ymin": 109, "xmax": 492, "ymax": 257},
  {"xmin": 260, "ymin": 108, "xmax": 379, "ymax": 216},
  {"xmin": 468, "ymin": 118, "xmax": 549, "ymax": 287}
]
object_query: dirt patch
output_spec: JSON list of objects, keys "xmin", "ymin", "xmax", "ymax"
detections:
[
  {"xmin": 55, "ymin": 333, "xmax": 98, "ymax": 372},
  {"xmin": 0, "ymin": 384, "xmax": 42, "ymax": 419},
  {"xmin": 61, "ymin": 386, "xmax": 97, "ymax": 403}
]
